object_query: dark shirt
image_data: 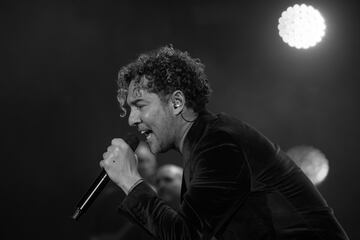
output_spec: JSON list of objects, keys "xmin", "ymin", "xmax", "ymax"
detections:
[
  {"xmin": 89, "ymin": 183, "xmax": 155, "ymax": 240},
  {"xmin": 120, "ymin": 111, "xmax": 349, "ymax": 240}
]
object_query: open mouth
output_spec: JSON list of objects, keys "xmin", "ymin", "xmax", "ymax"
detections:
[{"xmin": 140, "ymin": 130, "xmax": 153, "ymax": 140}]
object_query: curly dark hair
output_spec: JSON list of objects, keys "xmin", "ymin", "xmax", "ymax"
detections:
[{"xmin": 117, "ymin": 45, "xmax": 212, "ymax": 117}]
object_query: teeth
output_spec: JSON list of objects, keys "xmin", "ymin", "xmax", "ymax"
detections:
[
  {"xmin": 140, "ymin": 130, "xmax": 151, "ymax": 139},
  {"xmin": 139, "ymin": 130, "xmax": 152, "ymax": 140}
]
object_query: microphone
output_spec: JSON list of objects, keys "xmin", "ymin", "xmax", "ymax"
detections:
[{"xmin": 72, "ymin": 134, "xmax": 139, "ymax": 221}]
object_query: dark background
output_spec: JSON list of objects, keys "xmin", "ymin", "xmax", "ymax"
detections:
[{"xmin": 1, "ymin": 0, "xmax": 358, "ymax": 239}]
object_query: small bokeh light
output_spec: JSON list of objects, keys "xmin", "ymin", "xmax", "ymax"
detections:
[
  {"xmin": 278, "ymin": 4, "xmax": 326, "ymax": 49},
  {"xmin": 287, "ymin": 145, "xmax": 329, "ymax": 186}
]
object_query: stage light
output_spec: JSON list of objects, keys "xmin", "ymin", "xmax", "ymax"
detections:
[
  {"xmin": 287, "ymin": 145, "xmax": 329, "ymax": 186},
  {"xmin": 278, "ymin": 4, "xmax": 326, "ymax": 49}
]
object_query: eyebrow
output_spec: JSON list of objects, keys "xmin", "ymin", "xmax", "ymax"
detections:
[{"xmin": 127, "ymin": 98, "xmax": 146, "ymax": 107}]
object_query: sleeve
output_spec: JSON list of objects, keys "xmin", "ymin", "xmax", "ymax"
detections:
[{"xmin": 119, "ymin": 142, "xmax": 251, "ymax": 240}]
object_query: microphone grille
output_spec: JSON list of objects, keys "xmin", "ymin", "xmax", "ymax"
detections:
[{"xmin": 124, "ymin": 134, "xmax": 139, "ymax": 151}]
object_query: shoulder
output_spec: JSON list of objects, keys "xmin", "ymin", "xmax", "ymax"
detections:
[
  {"xmin": 189, "ymin": 113, "xmax": 250, "ymax": 177},
  {"xmin": 193, "ymin": 112, "xmax": 244, "ymax": 156},
  {"xmin": 194, "ymin": 112, "xmax": 277, "ymax": 160},
  {"xmin": 197, "ymin": 112, "xmax": 248, "ymax": 148}
]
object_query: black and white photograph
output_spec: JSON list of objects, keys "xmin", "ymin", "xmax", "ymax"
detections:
[{"xmin": 1, "ymin": 0, "xmax": 358, "ymax": 239}]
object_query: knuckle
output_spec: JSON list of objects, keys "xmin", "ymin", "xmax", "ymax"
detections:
[{"xmin": 111, "ymin": 138, "xmax": 123, "ymax": 146}]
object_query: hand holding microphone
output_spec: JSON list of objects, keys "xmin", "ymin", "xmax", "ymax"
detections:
[
  {"xmin": 99, "ymin": 138, "xmax": 143, "ymax": 194},
  {"xmin": 72, "ymin": 134, "xmax": 139, "ymax": 220}
]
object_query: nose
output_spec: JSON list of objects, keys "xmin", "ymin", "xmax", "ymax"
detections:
[
  {"xmin": 157, "ymin": 180, "xmax": 167, "ymax": 192},
  {"xmin": 128, "ymin": 108, "xmax": 140, "ymax": 127}
]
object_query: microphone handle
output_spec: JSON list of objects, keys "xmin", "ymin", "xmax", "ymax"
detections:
[
  {"xmin": 72, "ymin": 170, "xmax": 109, "ymax": 220},
  {"xmin": 72, "ymin": 134, "xmax": 139, "ymax": 220}
]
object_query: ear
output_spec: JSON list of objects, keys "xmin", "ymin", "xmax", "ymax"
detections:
[{"xmin": 169, "ymin": 90, "xmax": 185, "ymax": 115}]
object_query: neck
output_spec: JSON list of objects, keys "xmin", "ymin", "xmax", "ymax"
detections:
[{"xmin": 174, "ymin": 110, "xmax": 198, "ymax": 154}]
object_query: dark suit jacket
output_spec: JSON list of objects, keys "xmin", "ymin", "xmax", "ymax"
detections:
[{"xmin": 119, "ymin": 111, "xmax": 349, "ymax": 240}]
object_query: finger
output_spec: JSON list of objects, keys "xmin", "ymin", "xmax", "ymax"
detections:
[
  {"xmin": 103, "ymin": 146, "xmax": 119, "ymax": 159},
  {"xmin": 107, "ymin": 145, "xmax": 116, "ymax": 152},
  {"xmin": 111, "ymin": 138, "xmax": 124, "ymax": 146},
  {"xmin": 99, "ymin": 160, "xmax": 105, "ymax": 168},
  {"xmin": 103, "ymin": 151, "xmax": 111, "ymax": 159}
]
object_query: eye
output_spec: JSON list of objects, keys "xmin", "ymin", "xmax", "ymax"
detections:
[
  {"xmin": 136, "ymin": 103, "xmax": 147, "ymax": 110},
  {"xmin": 136, "ymin": 105, "xmax": 144, "ymax": 110}
]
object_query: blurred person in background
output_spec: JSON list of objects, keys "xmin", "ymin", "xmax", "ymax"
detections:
[
  {"xmin": 135, "ymin": 140, "xmax": 158, "ymax": 187},
  {"xmin": 155, "ymin": 164, "xmax": 183, "ymax": 210}
]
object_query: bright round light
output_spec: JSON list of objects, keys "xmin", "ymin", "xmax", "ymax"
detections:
[
  {"xmin": 287, "ymin": 145, "xmax": 329, "ymax": 186},
  {"xmin": 278, "ymin": 4, "xmax": 326, "ymax": 49}
]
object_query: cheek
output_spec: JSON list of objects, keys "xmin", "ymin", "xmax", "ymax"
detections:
[
  {"xmin": 142, "ymin": 107, "xmax": 161, "ymax": 123},
  {"xmin": 141, "ymin": 111, "xmax": 152, "ymax": 122},
  {"xmin": 145, "ymin": 109, "xmax": 168, "ymax": 131}
]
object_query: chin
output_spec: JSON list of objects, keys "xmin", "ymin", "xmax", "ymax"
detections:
[
  {"xmin": 148, "ymin": 142, "xmax": 161, "ymax": 154},
  {"xmin": 149, "ymin": 138, "xmax": 172, "ymax": 154}
]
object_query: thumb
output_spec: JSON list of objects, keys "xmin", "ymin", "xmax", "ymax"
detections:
[{"xmin": 134, "ymin": 154, "xmax": 139, "ymax": 166}]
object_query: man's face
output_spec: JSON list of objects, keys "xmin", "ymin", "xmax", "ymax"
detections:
[
  {"xmin": 126, "ymin": 78, "xmax": 176, "ymax": 154},
  {"xmin": 155, "ymin": 166, "xmax": 182, "ymax": 204}
]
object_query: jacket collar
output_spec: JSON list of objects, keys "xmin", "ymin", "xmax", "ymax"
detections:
[{"xmin": 181, "ymin": 109, "xmax": 216, "ymax": 165}]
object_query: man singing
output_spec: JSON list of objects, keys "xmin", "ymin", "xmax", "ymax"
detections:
[{"xmin": 99, "ymin": 45, "xmax": 349, "ymax": 240}]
